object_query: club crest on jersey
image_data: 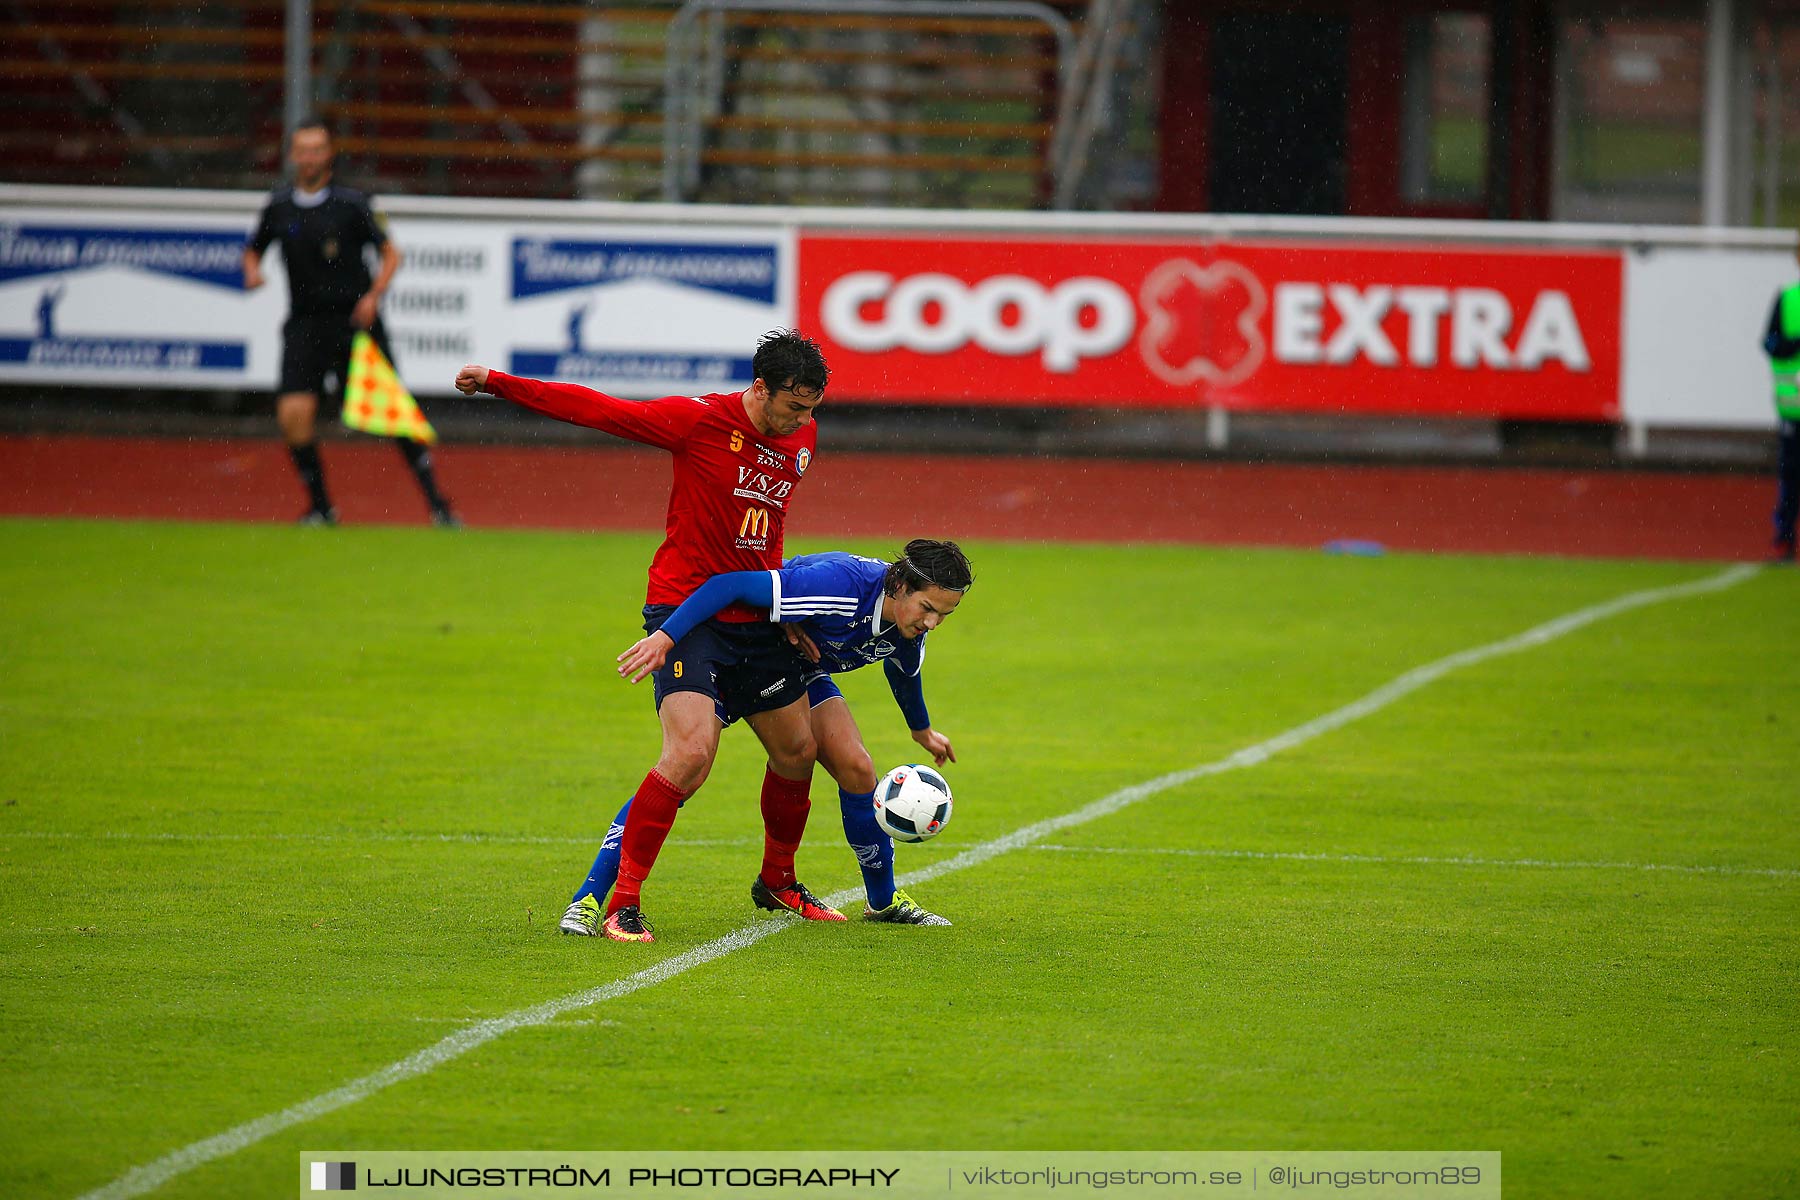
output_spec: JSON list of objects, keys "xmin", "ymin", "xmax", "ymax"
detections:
[{"xmin": 796, "ymin": 447, "xmax": 811, "ymax": 476}]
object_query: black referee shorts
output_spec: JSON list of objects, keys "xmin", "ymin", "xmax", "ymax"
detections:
[
  {"xmin": 642, "ymin": 604, "xmax": 809, "ymax": 726},
  {"xmin": 279, "ymin": 313, "xmax": 393, "ymax": 401}
]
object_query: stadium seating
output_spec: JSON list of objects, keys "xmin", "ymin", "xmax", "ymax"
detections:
[{"xmin": 1, "ymin": 0, "xmax": 1149, "ymax": 208}]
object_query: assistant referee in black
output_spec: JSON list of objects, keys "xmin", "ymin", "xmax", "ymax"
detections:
[{"xmin": 243, "ymin": 118, "xmax": 456, "ymax": 526}]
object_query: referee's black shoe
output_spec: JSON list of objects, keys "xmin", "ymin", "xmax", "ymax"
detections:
[
  {"xmin": 430, "ymin": 503, "xmax": 462, "ymax": 529},
  {"xmin": 297, "ymin": 506, "xmax": 339, "ymax": 527}
]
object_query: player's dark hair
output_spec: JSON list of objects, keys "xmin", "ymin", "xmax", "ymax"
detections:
[
  {"xmin": 753, "ymin": 329, "xmax": 829, "ymax": 397},
  {"xmin": 287, "ymin": 117, "xmax": 335, "ymax": 158},
  {"xmin": 291, "ymin": 116, "xmax": 331, "ymax": 139},
  {"xmin": 885, "ymin": 539, "xmax": 974, "ymax": 596}
]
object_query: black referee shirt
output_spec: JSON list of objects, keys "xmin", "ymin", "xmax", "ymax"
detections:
[{"xmin": 249, "ymin": 184, "xmax": 388, "ymax": 317}]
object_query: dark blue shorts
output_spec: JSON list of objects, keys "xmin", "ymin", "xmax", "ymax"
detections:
[
  {"xmin": 804, "ymin": 671, "xmax": 844, "ymax": 710},
  {"xmin": 644, "ymin": 605, "xmax": 809, "ymax": 726}
]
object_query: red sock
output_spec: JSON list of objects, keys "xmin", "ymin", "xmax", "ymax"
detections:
[
  {"xmin": 758, "ymin": 766, "xmax": 813, "ymax": 889},
  {"xmin": 609, "ymin": 768, "xmax": 689, "ymax": 915}
]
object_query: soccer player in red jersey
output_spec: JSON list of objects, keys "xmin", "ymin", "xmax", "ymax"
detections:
[{"xmin": 454, "ymin": 332, "xmax": 834, "ymax": 943}]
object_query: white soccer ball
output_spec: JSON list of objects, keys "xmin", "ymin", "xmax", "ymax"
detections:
[{"xmin": 873, "ymin": 763, "xmax": 953, "ymax": 843}]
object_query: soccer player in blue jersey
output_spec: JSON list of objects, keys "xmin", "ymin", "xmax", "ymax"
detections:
[{"xmin": 575, "ymin": 539, "xmax": 974, "ymax": 927}]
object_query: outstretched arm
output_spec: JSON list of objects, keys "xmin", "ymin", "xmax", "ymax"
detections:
[
  {"xmin": 617, "ymin": 571, "xmax": 777, "ymax": 683},
  {"xmin": 454, "ymin": 365, "xmax": 697, "ymax": 450}
]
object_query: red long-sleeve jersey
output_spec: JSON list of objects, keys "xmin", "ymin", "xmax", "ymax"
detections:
[{"xmin": 484, "ymin": 371, "xmax": 815, "ymax": 622}]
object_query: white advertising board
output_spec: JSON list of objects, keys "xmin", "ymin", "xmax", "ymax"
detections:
[
  {"xmin": 0, "ymin": 208, "xmax": 286, "ymax": 389},
  {"xmin": 0, "ymin": 204, "xmax": 794, "ymax": 398},
  {"xmin": 487, "ymin": 221, "xmax": 794, "ymax": 397},
  {"xmin": 1620, "ymin": 246, "xmax": 1796, "ymax": 431},
  {"xmin": 1, "ymin": 185, "xmax": 1792, "ymax": 427}
]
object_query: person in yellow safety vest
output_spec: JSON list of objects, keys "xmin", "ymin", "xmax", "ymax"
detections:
[{"xmin": 1762, "ymin": 270, "xmax": 1800, "ymax": 561}]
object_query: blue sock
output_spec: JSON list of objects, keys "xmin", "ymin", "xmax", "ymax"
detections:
[
  {"xmin": 571, "ymin": 798, "xmax": 632, "ymax": 904},
  {"xmin": 839, "ymin": 787, "xmax": 895, "ymax": 909}
]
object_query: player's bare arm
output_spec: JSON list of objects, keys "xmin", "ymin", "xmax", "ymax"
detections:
[
  {"xmin": 353, "ymin": 241, "xmax": 401, "ymax": 330},
  {"xmin": 617, "ymin": 630, "xmax": 676, "ymax": 684},
  {"xmin": 242, "ymin": 247, "xmax": 264, "ymax": 291}
]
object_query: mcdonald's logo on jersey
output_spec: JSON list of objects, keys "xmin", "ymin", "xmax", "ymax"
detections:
[{"xmin": 738, "ymin": 505, "xmax": 771, "ymax": 545}]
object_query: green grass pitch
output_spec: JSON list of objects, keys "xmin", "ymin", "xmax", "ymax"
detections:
[{"xmin": 2, "ymin": 518, "xmax": 1796, "ymax": 1199}]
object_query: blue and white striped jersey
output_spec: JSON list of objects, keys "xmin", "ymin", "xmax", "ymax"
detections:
[{"xmin": 768, "ymin": 552, "xmax": 926, "ymax": 679}]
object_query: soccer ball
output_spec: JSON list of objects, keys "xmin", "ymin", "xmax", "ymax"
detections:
[{"xmin": 873, "ymin": 764, "xmax": 953, "ymax": 843}]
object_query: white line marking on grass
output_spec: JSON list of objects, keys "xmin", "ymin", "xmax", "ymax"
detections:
[
  {"xmin": 1027, "ymin": 844, "xmax": 1800, "ymax": 880},
  {"xmin": 75, "ymin": 562, "xmax": 1759, "ymax": 1200},
  {"xmin": 77, "ymin": 923, "xmax": 792, "ymax": 1200},
  {"xmin": 883, "ymin": 563, "xmax": 1762, "ymax": 894}
]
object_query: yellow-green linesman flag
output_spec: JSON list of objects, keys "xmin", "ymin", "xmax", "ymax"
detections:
[{"xmin": 342, "ymin": 332, "xmax": 436, "ymax": 444}]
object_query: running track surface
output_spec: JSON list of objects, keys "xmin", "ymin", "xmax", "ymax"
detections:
[{"xmin": 0, "ymin": 433, "xmax": 1778, "ymax": 561}]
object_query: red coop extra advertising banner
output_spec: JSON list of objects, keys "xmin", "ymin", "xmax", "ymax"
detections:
[{"xmin": 799, "ymin": 233, "xmax": 1624, "ymax": 419}]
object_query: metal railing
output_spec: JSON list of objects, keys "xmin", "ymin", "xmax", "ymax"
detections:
[
  {"xmin": 660, "ymin": 0, "xmax": 1075, "ymax": 204},
  {"xmin": 6, "ymin": 0, "xmax": 1164, "ymax": 210}
]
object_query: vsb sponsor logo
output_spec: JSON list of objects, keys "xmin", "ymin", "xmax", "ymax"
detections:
[
  {"xmin": 821, "ymin": 260, "xmax": 1593, "ymax": 381},
  {"xmin": 821, "ymin": 271, "xmax": 1135, "ymax": 373},
  {"xmin": 733, "ymin": 465, "xmax": 793, "ymax": 510}
]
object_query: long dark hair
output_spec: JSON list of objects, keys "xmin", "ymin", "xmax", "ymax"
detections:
[{"xmin": 884, "ymin": 539, "xmax": 974, "ymax": 595}]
